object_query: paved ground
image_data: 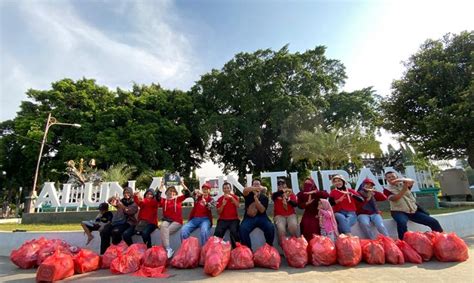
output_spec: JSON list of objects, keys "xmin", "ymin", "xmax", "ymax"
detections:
[{"xmin": 1, "ymin": 236, "xmax": 473, "ymax": 283}]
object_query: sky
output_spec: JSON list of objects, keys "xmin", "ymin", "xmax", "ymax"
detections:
[{"xmin": 1, "ymin": 0, "xmax": 472, "ymax": 177}]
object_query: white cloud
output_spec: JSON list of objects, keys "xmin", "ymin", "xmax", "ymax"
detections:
[{"xmin": 0, "ymin": 0, "xmax": 198, "ymax": 121}]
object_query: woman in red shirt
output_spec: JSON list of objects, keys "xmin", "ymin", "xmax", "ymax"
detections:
[
  {"xmin": 214, "ymin": 182, "xmax": 240, "ymax": 248},
  {"xmin": 272, "ymin": 178, "xmax": 298, "ymax": 242},
  {"xmin": 328, "ymin": 175, "xmax": 363, "ymax": 235},
  {"xmin": 122, "ymin": 188, "xmax": 160, "ymax": 248},
  {"xmin": 180, "ymin": 183, "xmax": 214, "ymax": 247},
  {"xmin": 297, "ymin": 178, "xmax": 329, "ymax": 242},
  {"xmin": 158, "ymin": 179, "xmax": 191, "ymax": 258}
]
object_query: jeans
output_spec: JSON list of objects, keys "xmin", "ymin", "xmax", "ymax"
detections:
[
  {"xmin": 334, "ymin": 210, "xmax": 357, "ymax": 234},
  {"xmin": 357, "ymin": 214, "xmax": 389, "ymax": 239},
  {"xmin": 122, "ymin": 223, "xmax": 157, "ymax": 248},
  {"xmin": 214, "ymin": 219, "xmax": 240, "ymax": 248},
  {"xmin": 99, "ymin": 223, "xmax": 130, "ymax": 254},
  {"xmin": 391, "ymin": 208, "xmax": 443, "ymax": 240},
  {"xmin": 180, "ymin": 217, "xmax": 211, "ymax": 247},
  {"xmin": 239, "ymin": 214, "xmax": 275, "ymax": 249}
]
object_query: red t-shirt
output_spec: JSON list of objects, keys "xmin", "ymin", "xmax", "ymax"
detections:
[
  {"xmin": 329, "ymin": 188, "xmax": 360, "ymax": 212},
  {"xmin": 191, "ymin": 195, "xmax": 213, "ymax": 218},
  {"xmin": 217, "ymin": 194, "xmax": 239, "ymax": 220},
  {"xmin": 134, "ymin": 196, "xmax": 160, "ymax": 225},
  {"xmin": 273, "ymin": 193, "xmax": 297, "ymax": 217},
  {"xmin": 160, "ymin": 195, "xmax": 188, "ymax": 224}
]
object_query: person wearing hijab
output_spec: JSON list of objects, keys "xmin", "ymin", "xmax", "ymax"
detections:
[
  {"xmin": 157, "ymin": 178, "xmax": 191, "ymax": 258},
  {"xmin": 356, "ymin": 178, "xmax": 389, "ymax": 239},
  {"xmin": 100, "ymin": 186, "xmax": 138, "ymax": 254},
  {"xmin": 297, "ymin": 178, "xmax": 329, "ymax": 242},
  {"xmin": 122, "ymin": 188, "xmax": 161, "ymax": 248},
  {"xmin": 328, "ymin": 175, "xmax": 363, "ymax": 235},
  {"xmin": 318, "ymin": 198, "xmax": 339, "ymax": 242}
]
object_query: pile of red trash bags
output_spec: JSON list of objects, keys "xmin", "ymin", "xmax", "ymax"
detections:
[{"xmin": 9, "ymin": 231, "xmax": 469, "ymax": 280}]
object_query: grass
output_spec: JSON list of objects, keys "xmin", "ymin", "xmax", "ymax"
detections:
[{"xmin": 0, "ymin": 207, "xmax": 472, "ymax": 232}]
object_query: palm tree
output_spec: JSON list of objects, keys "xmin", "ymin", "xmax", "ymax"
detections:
[{"xmin": 100, "ymin": 163, "xmax": 137, "ymax": 186}]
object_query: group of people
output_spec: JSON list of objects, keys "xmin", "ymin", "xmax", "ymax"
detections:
[{"xmin": 82, "ymin": 171, "xmax": 444, "ymax": 258}]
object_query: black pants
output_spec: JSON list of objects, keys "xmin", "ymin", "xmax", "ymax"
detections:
[
  {"xmin": 100, "ymin": 223, "xmax": 130, "ymax": 254},
  {"xmin": 214, "ymin": 219, "xmax": 240, "ymax": 248},
  {"xmin": 123, "ymin": 223, "xmax": 157, "ymax": 248}
]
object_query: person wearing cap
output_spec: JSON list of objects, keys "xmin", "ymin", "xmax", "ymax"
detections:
[
  {"xmin": 356, "ymin": 178, "xmax": 389, "ymax": 239},
  {"xmin": 272, "ymin": 178, "xmax": 298, "ymax": 242},
  {"xmin": 181, "ymin": 182, "xmax": 214, "ymax": 247},
  {"xmin": 100, "ymin": 187, "xmax": 138, "ymax": 254},
  {"xmin": 122, "ymin": 188, "xmax": 161, "ymax": 248},
  {"xmin": 297, "ymin": 178, "xmax": 330, "ymax": 242},
  {"xmin": 157, "ymin": 178, "xmax": 191, "ymax": 258},
  {"xmin": 81, "ymin": 202, "xmax": 113, "ymax": 245},
  {"xmin": 328, "ymin": 175, "xmax": 363, "ymax": 235},
  {"xmin": 239, "ymin": 178, "xmax": 275, "ymax": 249},
  {"xmin": 214, "ymin": 182, "xmax": 241, "ymax": 248},
  {"xmin": 383, "ymin": 171, "xmax": 443, "ymax": 239}
]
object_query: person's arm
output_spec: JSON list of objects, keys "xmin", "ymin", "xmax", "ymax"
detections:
[
  {"xmin": 386, "ymin": 184, "xmax": 409, "ymax": 202},
  {"xmin": 254, "ymin": 195, "xmax": 266, "ymax": 213},
  {"xmin": 243, "ymin": 186, "xmax": 258, "ymax": 196},
  {"xmin": 288, "ymin": 193, "xmax": 297, "ymax": 207},
  {"xmin": 349, "ymin": 189, "xmax": 364, "ymax": 202},
  {"xmin": 119, "ymin": 202, "xmax": 138, "ymax": 215},
  {"xmin": 374, "ymin": 191, "xmax": 388, "ymax": 201},
  {"xmin": 230, "ymin": 194, "xmax": 240, "ymax": 207},
  {"xmin": 216, "ymin": 197, "xmax": 226, "ymax": 214}
]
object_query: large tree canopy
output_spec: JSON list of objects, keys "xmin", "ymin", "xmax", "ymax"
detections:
[
  {"xmin": 382, "ymin": 31, "xmax": 474, "ymax": 167},
  {"xmin": 0, "ymin": 78, "xmax": 206, "ymax": 193},
  {"xmin": 192, "ymin": 45, "xmax": 380, "ymax": 177}
]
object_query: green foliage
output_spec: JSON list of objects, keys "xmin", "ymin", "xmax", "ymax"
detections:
[
  {"xmin": 382, "ymin": 31, "xmax": 474, "ymax": 167},
  {"xmin": 100, "ymin": 163, "xmax": 136, "ymax": 186},
  {"xmin": 135, "ymin": 169, "xmax": 165, "ymax": 190},
  {"xmin": 291, "ymin": 126, "xmax": 381, "ymax": 169}
]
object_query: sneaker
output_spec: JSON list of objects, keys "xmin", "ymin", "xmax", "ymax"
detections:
[{"xmin": 166, "ymin": 248, "xmax": 174, "ymax": 259}]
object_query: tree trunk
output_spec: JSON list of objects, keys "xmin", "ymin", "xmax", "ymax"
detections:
[{"xmin": 467, "ymin": 143, "xmax": 474, "ymax": 169}]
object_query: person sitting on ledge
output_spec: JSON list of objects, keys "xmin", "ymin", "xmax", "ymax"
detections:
[
  {"xmin": 383, "ymin": 171, "xmax": 443, "ymax": 240},
  {"xmin": 272, "ymin": 178, "xmax": 298, "ymax": 243},
  {"xmin": 100, "ymin": 186, "xmax": 138, "ymax": 254},
  {"xmin": 239, "ymin": 178, "xmax": 275, "ymax": 249},
  {"xmin": 81, "ymin": 202, "xmax": 112, "ymax": 245},
  {"xmin": 356, "ymin": 178, "xmax": 389, "ymax": 239},
  {"xmin": 156, "ymin": 178, "xmax": 191, "ymax": 258},
  {"xmin": 122, "ymin": 188, "xmax": 160, "ymax": 248},
  {"xmin": 181, "ymin": 182, "xmax": 214, "ymax": 247},
  {"xmin": 214, "ymin": 182, "xmax": 241, "ymax": 248}
]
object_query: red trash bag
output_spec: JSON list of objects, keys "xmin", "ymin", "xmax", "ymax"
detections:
[
  {"xmin": 133, "ymin": 266, "xmax": 171, "ymax": 278},
  {"xmin": 395, "ymin": 240, "xmax": 422, "ymax": 264},
  {"xmin": 282, "ymin": 236, "xmax": 308, "ymax": 268},
  {"xmin": 204, "ymin": 238, "xmax": 231, "ymax": 276},
  {"xmin": 37, "ymin": 241, "xmax": 72, "ymax": 266},
  {"xmin": 142, "ymin": 246, "xmax": 168, "ymax": 268},
  {"xmin": 125, "ymin": 243, "xmax": 147, "ymax": 263},
  {"xmin": 403, "ymin": 231, "xmax": 433, "ymax": 261},
  {"xmin": 73, "ymin": 249, "xmax": 101, "ymax": 274},
  {"xmin": 10, "ymin": 237, "xmax": 49, "ymax": 269},
  {"xmin": 433, "ymin": 232, "xmax": 469, "ymax": 262},
  {"xmin": 36, "ymin": 250, "xmax": 74, "ymax": 282},
  {"xmin": 227, "ymin": 243, "xmax": 254, "ymax": 270},
  {"xmin": 424, "ymin": 231, "xmax": 441, "ymax": 244},
  {"xmin": 335, "ymin": 235, "xmax": 362, "ymax": 267},
  {"xmin": 253, "ymin": 244, "xmax": 281, "ymax": 270},
  {"xmin": 379, "ymin": 235, "xmax": 404, "ymax": 264},
  {"xmin": 101, "ymin": 241, "xmax": 128, "ymax": 269},
  {"xmin": 200, "ymin": 236, "xmax": 221, "ymax": 266},
  {"xmin": 110, "ymin": 253, "xmax": 141, "ymax": 274},
  {"xmin": 170, "ymin": 237, "xmax": 201, "ymax": 269},
  {"xmin": 361, "ymin": 239, "xmax": 385, "ymax": 265},
  {"xmin": 309, "ymin": 235, "xmax": 337, "ymax": 266}
]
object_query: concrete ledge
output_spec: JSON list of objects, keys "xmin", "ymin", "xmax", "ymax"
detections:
[{"xmin": 2, "ymin": 209, "xmax": 473, "ymax": 256}]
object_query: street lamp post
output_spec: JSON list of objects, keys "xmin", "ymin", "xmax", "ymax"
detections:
[{"xmin": 26, "ymin": 113, "xmax": 81, "ymax": 213}]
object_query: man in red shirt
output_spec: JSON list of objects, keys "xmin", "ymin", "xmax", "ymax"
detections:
[
  {"xmin": 272, "ymin": 178, "xmax": 298, "ymax": 242},
  {"xmin": 214, "ymin": 182, "xmax": 240, "ymax": 248},
  {"xmin": 181, "ymin": 183, "xmax": 214, "ymax": 246}
]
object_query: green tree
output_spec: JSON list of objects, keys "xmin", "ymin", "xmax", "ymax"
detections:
[
  {"xmin": 192, "ymin": 45, "xmax": 347, "ymax": 177},
  {"xmin": 382, "ymin": 31, "xmax": 474, "ymax": 167}
]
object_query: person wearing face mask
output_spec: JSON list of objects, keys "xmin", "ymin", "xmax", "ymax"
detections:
[
  {"xmin": 383, "ymin": 171, "xmax": 443, "ymax": 240},
  {"xmin": 181, "ymin": 182, "xmax": 214, "ymax": 247},
  {"xmin": 272, "ymin": 178, "xmax": 298, "ymax": 242},
  {"xmin": 328, "ymin": 175, "xmax": 363, "ymax": 236},
  {"xmin": 121, "ymin": 188, "xmax": 161, "ymax": 248},
  {"xmin": 156, "ymin": 178, "xmax": 191, "ymax": 258},
  {"xmin": 214, "ymin": 182, "xmax": 241, "ymax": 248},
  {"xmin": 355, "ymin": 178, "xmax": 389, "ymax": 239},
  {"xmin": 100, "ymin": 186, "xmax": 138, "ymax": 254},
  {"xmin": 239, "ymin": 178, "xmax": 275, "ymax": 249}
]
